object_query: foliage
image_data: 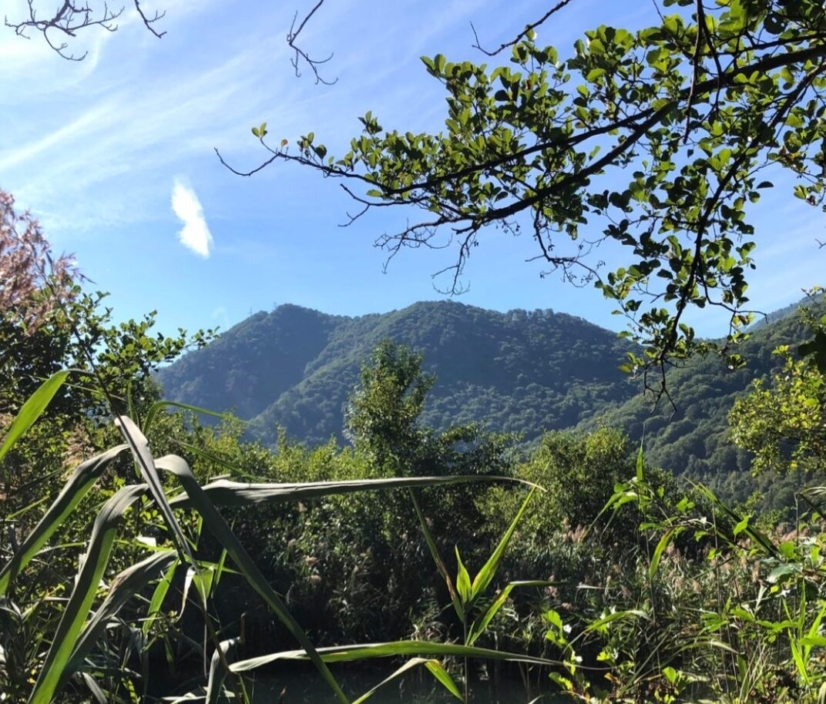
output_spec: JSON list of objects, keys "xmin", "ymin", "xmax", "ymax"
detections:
[
  {"xmin": 345, "ymin": 340, "xmax": 436, "ymax": 473},
  {"xmin": 0, "ymin": 189, "xmax": 78, "ymax": 335},
  {"xmin": 584, "ymin": 462, "xmax": 826, "ymax": 704},
  {"xmin": 158, "ymin": 300, "xmax": 638, "ymax": 446},
  {"xmin": 513, "ymin": 429, "xmax": 654, "ymax": 539},
  {"xmin": 2, "ymin": 371, "xmax": 527, "ymax": 702},
  {"xmin": 730, "ymin": 295, "xmax": 826, "ymax": 476},
  {"xmin": 245, "ymin": 0, "xmax": 826, "ymax": 379},
  {"xmin": 13, "ymin": 300, "xmax": 826, "ymax": 703},
  {"xmin": 581, "ymin": 299, "xmax": 826, "ymax": 508},
  {"xmin": 160, "ymin": 295, "xmax": 823, "ymax": 511}
]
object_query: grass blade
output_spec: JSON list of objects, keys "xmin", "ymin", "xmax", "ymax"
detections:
[
  {"xmin": 0, "ymin": 370, "xmax": 71, "ymax": 463},
  {"xmin": 649, "ymin": 527, "xmax": 684, "ymax": 579},
  {"xmin": 693, "ymin": 483, "xmax": 779, "ymax": 558},
  {"xmin": 352, "ymin": 658, "xmax": 430, "ymax": 704},
  {"xmin": 29, "ymin": 484, "xmax": 149, "ymax": 704},
  {"xmin": 409, "ymin": 490, "xmax": 464, "ymax": 623},
  {"xmin": 231, "ymin": 641, "xmax": 566, "ymax": 672},
  {"xmin": 143, "ymin": 400, "xmax": 235, "ymax": 435},
  {"xmin": 169, "ymin": 475, "xmax": 531, "ymax": 509},
  {"xmin": 205, "ymin": 638, "xmax": 240, "ymax": 704},
  {"xmin": 65, "ymin": 551, "xmax": 178, "ymax": 682},
  {"xmin": 455, "ymin": 547, "xmax": 472, "ymax": 603},
  {"xmin": 0, "ymin": 444, "xmax": 128, "ymax": 596},
  {"xmin": 116, "ymin": 416, "xmax": 190, "ymax": 559},
  {"xmin": 155, "ymin": 454, "xmax": 350, "ymax": 704},
  {"xmin": 470, "ymin": 488, "xmax": 535, "ymax": 600},
  {"xmin": 350, "ymin": 658, "xmax": 463, "ymax": 704},
  {"xmin": 468, "ymin": 580, "xmax": 557, "ymax": 646},
  {"xmin": 143, "ymin": 557, "xmax": 180, "ymax": 636},
  {"xmin": 424, "ymin": 660, "xmax": 463, "ymax": 702}
]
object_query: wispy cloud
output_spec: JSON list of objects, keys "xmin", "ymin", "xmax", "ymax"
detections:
[
  {"xmin": 211, "ymin": 304, "xmax": 230, "ymax": 329},
  {"xmin": 171, "ymin": 180, "xmax": 213, "ymax": 257}
]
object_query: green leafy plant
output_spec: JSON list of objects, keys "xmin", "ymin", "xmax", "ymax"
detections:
[{"xmin": 2, "ymin": 371, "xmax": 536, "ymax": 702}]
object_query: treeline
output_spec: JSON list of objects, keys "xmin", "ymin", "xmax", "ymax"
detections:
[
  {"xmin": 4, "ymin": 193, "xmax": 826, "ymax": 701},
  {"xmin": 158, "ymin": 297, "xmax": 824, "ymax": 507}
]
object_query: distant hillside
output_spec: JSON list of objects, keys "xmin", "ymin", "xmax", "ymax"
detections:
[
  {"xmin": 158, "ymin": 301, "xmax": 638, "ymax": 446},
  {"xmin": 159, "ymin": 298, "xmax": 821, "ymax": 497},
  {"xmin": 579, "ymin": 303, "xmax": 823, "ymax": 500}
]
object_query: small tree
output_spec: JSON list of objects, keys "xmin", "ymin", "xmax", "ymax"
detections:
[
  {"xmin": 344, "ymin": 340, "xmax": 435, "ymax": 475},
  {"xmin": 730, "ymin": 351, "xmax": 826, "ymax": 477}
]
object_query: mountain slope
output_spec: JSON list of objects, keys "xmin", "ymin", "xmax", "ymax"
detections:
[
  {"xmin": 578, "ymin": 305, "xmax": 822, "ymax": 494},
  {"xmin": 158, "ymin": 305, "xmax": 345, "ymax": 420},
  {"xmin": 159, "ymin": 301, "xmax": 637, "ymax": 445},
  {"xmin": 159, "ymin": 297, "xmax": 821, "ymax": 498}
]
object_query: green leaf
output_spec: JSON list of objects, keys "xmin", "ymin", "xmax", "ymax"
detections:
[
  {"xmin": 409, "ymin": 490, "xmax": 464, "ymax": 623},
  {"xmin": 155, "ymin": 454, "xmax": 349, "ymax": 704},
  {"xmin": 649, "ymin": 527, "xmax": 683, "ymax": 579},
  {"xmin": 116, "ymin": 416, "xmax": 191, "ymax": 559},
  {"xmin": 0, "ymin": 370, "xmax": 72, "ymax": 463},
  {"xmin": 469, "ymin": 581, "xmax": 556, "ymax": 646},
  {"xmin": 424, "ymin": 661, "xmax": 463, "ymax": 701},
  {"xmin": 205, "ymin": 638, "xmax": 241, "ymax": 704},
  {"xmin": 0, "ymin": 444, "xmax": 129, "ymax": 597},
  {"xmin": 30, "ymin": 484, "xmax": 149, "ymax": 704},
  {"xmin": 143, "ymin": 558, "xmax": 180, "ymax": 636},
  {"xmin": 585, "ymin": 609, "xmax": 649, "ymax": 633},
  {"xmin": 349, "ymin": 658, "xmax": 462, "ymax": 704},
  {"xmin": 767, "ymin": 564, "xmax": 799, "ymax": 583},
  {"xmin": 455, "ymin": 547, "xmax": 472, "ymax": 603},
  {"xmin": 470, "ymin": 488, "xmax": 536, "ymax": 601},
  {"xmin": 65, "ymin": 551, "xmax": 178, "ymax": 682},
  {"xmin": 231, "ymin": 641, "xmax": 565, "ymax": 672},
  {"xmin": 170, "ymin": 474, "xmax": 533, "ymax": 509}
]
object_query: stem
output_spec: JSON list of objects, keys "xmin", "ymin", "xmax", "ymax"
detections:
[{"xmin": 464, "ymin": 619, "xmax": 469, "ymax": 704}]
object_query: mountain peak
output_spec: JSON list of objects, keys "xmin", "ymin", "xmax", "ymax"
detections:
[{"xmin": 159, "ymin": 300, "xmax": 635, "ymax": 445}]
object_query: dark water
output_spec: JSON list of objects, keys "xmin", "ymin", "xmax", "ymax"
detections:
[{"xmin": 240, "ymin": 668, "xmax": 569, "ymax": 704}]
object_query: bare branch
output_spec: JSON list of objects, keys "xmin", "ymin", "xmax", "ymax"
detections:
[
  {"xmin": 471, "ymin": 0, "xmax": 579, "ymax": 57},
  {"xmin": 134, "ymin": 0, "xmax": 166, "ymax": 38},
  {"xmin": 287, "ymin": 0, "xmax": 337, "ymax": 85},
  {"xmin": 4, "ymin": 0, "xmax": 166, "ymax": 60}
]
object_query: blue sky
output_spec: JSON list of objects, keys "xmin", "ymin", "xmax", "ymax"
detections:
[{"xmin": 1, "ymin": 0, "xmax": 823, "ymax": 340}]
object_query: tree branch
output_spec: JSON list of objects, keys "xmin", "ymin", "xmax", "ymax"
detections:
[
  {"xmin": 286, "ymin": 0, "xmax": 337, "ymax": 85},
  {"xmin": 471, "ymin": 0, "xmax": 579, "ymax": 57},
  {"xmin": 4, "ymin": 0, "xmax": 165, "ymax": 60}
]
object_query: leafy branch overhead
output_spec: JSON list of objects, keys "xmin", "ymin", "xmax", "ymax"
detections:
[{"xmin": 231, "ymin": 0, "xmax": 826, "ymax": 376}]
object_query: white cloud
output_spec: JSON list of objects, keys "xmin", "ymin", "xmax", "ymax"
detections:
[{"xmin": 171, "ymin": 180, "xmax": 213, "ymax": 257}]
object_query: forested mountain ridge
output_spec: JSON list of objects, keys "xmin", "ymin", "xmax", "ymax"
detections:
[
  {"xmin": 158, "ymin": 301, "xmax": 638, "ymax": 445},
  {"xmin": 159, "ymin": 298, "xmax": 819, "ymax": 486},
  {"xmin": 580, "ymin": 303, "xmax": 824, "ymax": 501}
]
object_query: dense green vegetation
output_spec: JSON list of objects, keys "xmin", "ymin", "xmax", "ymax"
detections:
[
  {"xmin": 8, "ymin": 0, "xmax": 826, "ymax": 702},
  {"xmin": 159, "ymin": 296, "xmax": 823, "ymax": 510},
  {"xmin": 8, "ymin": 270, "xmax": 826, "ymax": 702},
  {"xmin": 158, "ymin": 301, "xmax": 638, "ymax": 447}
]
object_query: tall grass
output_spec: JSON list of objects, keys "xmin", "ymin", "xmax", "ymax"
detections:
[{"xmin": 1, "ymin": 371, "xmax": 543, "ymax": 702}]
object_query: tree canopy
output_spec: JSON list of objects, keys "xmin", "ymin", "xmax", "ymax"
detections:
[
  {"xmin": 11, "ymin": 1, "xmax": 826, "ymax": 379},
  {"xmin": 229, "ymin": 0, "xmax": 826, "ymax": 380}
]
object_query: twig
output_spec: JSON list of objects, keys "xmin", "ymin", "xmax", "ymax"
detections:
[
  {"xmin": 4, "ymin": 0, "xmax": 165, "ymax": 60},
  {"xmin": 286, "ymin": 0, "xmax": 337, "ymax": 85},
  {"xmin": 471, "ymin": 0, "xmax": 579, "ymax": 56}
]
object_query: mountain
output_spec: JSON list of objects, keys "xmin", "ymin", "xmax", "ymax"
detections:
[
  {"xmin": 158, "ymin": 301, "xmax": 638, "ymax": 446},
  {"xmin": 159, "ymin": 298, "xmax": 821, "ymax": 498},
  {"xmin": 579, "ymin": 305, "xmax": 822, "ymax": 500}
]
